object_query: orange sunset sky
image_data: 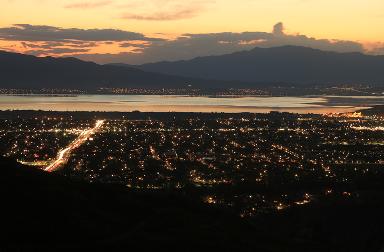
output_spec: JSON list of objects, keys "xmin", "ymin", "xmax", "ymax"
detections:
[{"xmin": 1, "ymin": 0, "xmax": 384, "ymax": 64}]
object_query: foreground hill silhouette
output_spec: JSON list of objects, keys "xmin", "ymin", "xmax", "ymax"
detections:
[
  {"xmin": 1, "ymin": 156, "xmax": 384, "ymax": 251},
  {"xmin": 1, "ymin": 157, "xmax": 259, "ymax": 250},
  {"xmin": 0, "ymin": 50, "xmax": 236, "ymax": 89},
  {"xmin": 132, "ymin": 46, "xmax": 384, "ymax": 85}
]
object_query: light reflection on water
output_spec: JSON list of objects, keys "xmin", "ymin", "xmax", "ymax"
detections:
[{"xmin": 0, "ymin": 95, "xmax": 382, "ymax": 114}]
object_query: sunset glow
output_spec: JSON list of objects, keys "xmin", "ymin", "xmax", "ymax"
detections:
[{"xmin": 1, "ymin": 0, "xmax": 384, "ymax": 63}]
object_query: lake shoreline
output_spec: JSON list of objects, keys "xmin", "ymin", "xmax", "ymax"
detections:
[{"xmin": 0, "ymin": 94, "xmax": 383, "ymax": 114}]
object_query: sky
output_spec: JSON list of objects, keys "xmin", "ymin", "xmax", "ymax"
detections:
[{"xmin": 1, "ymin": 0, "xmax": 384, "ymax": 64}]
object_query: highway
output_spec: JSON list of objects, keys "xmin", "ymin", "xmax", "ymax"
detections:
[{"xmin": 45, "ymin": 120, "xmax": 105, "ymax": 172}]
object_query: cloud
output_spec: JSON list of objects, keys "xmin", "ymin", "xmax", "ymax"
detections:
[
  {"xmin": 369, "ymin": 47, "xmax": 384, "ymax": 55},
  {"xmin": 273, "ymin": 22, "xmax": 284, "ymax": 36},
  {"xmin": 120, "ymin": 0, "xmax": 212, "ymax": 21},
  {"xmin": 77, "ymin": 22, "xmax": 363, "ymax": 64},
  {"xmin": 17, "ymin": 40, "xmax": 97, "ymax": 56},
  {"xmin": 21, "ymin": 41, "xmax": 98, "ymax": 49},
  {"xmin": 119, "ymin": 42, "xmax": 149, "ymax": 48},
  {"xmin": 0, "ymin": 23, "xmax": 163, "ymax": 57},
  {"xmin": 64, "ymin": 0, "xmax": 113, "ymax": 9},
  {"xmin": 0, "ymin": 22, "xmax": 372, "ymax": 64},
  {"xmin": 25, "ymin": 47, "xmax": 90, "ymax": 55},
  {"xmin": 121, "ymin": 8, "xmax": 200, "ymax": 21},
  {"xmin": 0, "ymin": 24, "xmax": 163, "ymax": 42},
  {"xmin": 363, "ymin": 42, "xmax": 384, "ymax": 55}
]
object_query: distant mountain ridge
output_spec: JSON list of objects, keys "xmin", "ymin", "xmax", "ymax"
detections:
[
  {"xmin": 0, "ymin": 50, "xmax": 237, "ymax": 89},
  {"xmin": 2, "ymin": 46, "xmax": 384, "ymax": 89},
  {"xmin": 127, "ymin": 46, "xmax": 384, "ymax": 85}
]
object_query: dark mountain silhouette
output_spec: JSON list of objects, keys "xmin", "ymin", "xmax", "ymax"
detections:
[
  {"xmin": 3, "ymin": 46, "xmax": 384, "ymax": 90},
  {"xmin": 0, "ymin": 50, "xmax": 240, "ymax": 89},
  {"xmin": 129, "ymin": 46, "xmax": 384, "ymax": 85},
  {"xmin": 4, "ymin": 46, "xmax": 384, "ymax": 90},
  {"xmin": 1, "ymin": 156, "xmax": 384, "ymax": 250},
  {"xmin": 0, "ymin": 157, "xmax": 259, "ymax": 250}
]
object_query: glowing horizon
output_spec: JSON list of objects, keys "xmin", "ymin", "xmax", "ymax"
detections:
[{"xmin": 1, "ymin": 0, "xmax": 384, "ymax": 63}]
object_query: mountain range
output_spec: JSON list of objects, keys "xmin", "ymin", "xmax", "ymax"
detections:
[
  {"xmin": 129, "ymin": 46, "xmax": 384, "ymax": 85},
  {"xmin": 2, "ymin": 46, "xmax": 384, "ymax": 89},
  {"xmin": 0, "ymin": 50, "xmax": 229, "ymax": 89}
]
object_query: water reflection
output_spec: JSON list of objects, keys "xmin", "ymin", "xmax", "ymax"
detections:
[{"xmin": 0, "ymin": 95, "xmax": 382, "ymax": 114}]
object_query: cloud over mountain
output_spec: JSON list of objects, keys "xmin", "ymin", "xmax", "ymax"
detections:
[
  {"xmin": 74, "ymin": 22, "xmax": 365, "ymax": 64},
  {"xmin": 0, "ymin": 22, "xmax": 374, "ymax": 64}
]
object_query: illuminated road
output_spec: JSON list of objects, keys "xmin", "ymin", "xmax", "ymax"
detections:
[{"xmin": 45, "ymin": 120, "xmax": 105, "ymax": 172}]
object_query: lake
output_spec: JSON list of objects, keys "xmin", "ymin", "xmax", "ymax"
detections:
[{"xmin": 0, "ymin": 95, "xmax": 383, "ymax": 114}]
